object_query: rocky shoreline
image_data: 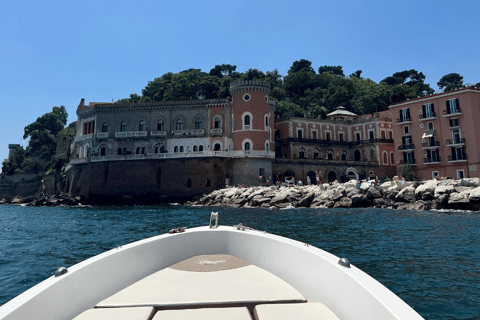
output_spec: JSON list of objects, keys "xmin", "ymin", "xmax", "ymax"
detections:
[{"xmin": 187, "ymin": 178, "xmax": 480, "ymax": 211}]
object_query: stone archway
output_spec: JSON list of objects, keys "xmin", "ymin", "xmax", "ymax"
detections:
[
  {"xmin": 327, "ymin": 171, "xmax": 337, "ymax": 183},
  {"xmin": 346, "ymin": 167, "xmax": 359, "ymax": 180}
]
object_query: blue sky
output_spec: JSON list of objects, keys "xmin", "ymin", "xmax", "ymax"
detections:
[{"xmin": 1, "ymin": 0, "xmax": 479, "ymax": 162}]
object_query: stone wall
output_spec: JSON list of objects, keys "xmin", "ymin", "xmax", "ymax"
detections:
[
  {"xmin": 0, "ymin": 174, "xmax": 43, "ymax": 203},
  {"xmin": 65, "ymin": 158, "xmax": 233, "ymax": 204}
]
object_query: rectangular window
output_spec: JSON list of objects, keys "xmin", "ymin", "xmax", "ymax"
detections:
[
  {"xmin": 450, "ymin": 118, "xmax": 459, "ymax": 127},
  {"xmin": 369, "ymin": 131, "xmax": 374, "ymax": 140},
  {"xmin": 452, "ymin": 129, "xmax": 461, "ymax": 143},
  {"xmin": 427, "ymin": 122, "xmax": 434, "ymax": 130},
  {"xmin": 404, "ymin": 126, "xmax": 409, "ymax": 134},
  {"xmin": 312, "ymin": 131, "xmax": 317, "ymax": 139},
  {"xmin": 356, "ymin": 133, "xmax": 361, "ymax": 141},
  {"xmin": 297, "ymin": 130, "xmax": 303, "ymax": 139},
  {"xmin": 388, "ymin": 131, "xmax": 393, "ymax": 139},
  {"xmin": 326, "ymin": 132, "xmax": 331, "ymax": 140},
  {"xmin": 457, "ymin": 170, "xmax": 465, "ymax": 179},
  {"xmin": 328, "ymin": 153, "xmax": 333, "ymax": 160},
  {"xmin": 432, "ymin": 171, "xmax": 439, "ymax": 179},
  {"xmin": 400, "ymin": 108, "xmax": 411, "ymax": 122},
  {"xmin": 381, "ymin": 131, "xmax": 385, "ymax": 139},
  {"xmin": 339, "ymin": 133, "xmax": 344, "ymax": 142},
  {"xmin": 314, "ymin": 152, "xmax": 319, "ymax": 159}
]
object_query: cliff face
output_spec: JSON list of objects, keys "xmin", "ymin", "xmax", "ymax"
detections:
[{"xmin": 0, "ymin": 174, "xmax": 43, "ymax": 203}]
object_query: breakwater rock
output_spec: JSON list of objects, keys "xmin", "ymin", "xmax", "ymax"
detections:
[
  {"xmin": 24, "ymin": 193, "xmax": 84, "ymax": 207},
  {"xmin": 187, "ymin": 178, "xmax": 480, "ymax": 211}
]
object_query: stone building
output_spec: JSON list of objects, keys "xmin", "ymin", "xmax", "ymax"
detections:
[
  {"xmin": 390, "ymin": 86, "xmax": 480, "ymax": 180},
  {"xmin": 273, "ymin": 108, "xmax": 396, "ymax": 183},
  {"xmin": 67, "ymin": 81, "xmax": 276, "ymax": 202}
]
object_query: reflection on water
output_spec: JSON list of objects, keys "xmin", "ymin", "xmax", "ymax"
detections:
[{"xmin": 0, "ymin": 205, "xmax": 479, "ymax": 320}]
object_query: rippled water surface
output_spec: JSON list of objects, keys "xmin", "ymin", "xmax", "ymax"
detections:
[{"xmin": 0, "ymin": 204, "xmax": 479, "ymax": 319}]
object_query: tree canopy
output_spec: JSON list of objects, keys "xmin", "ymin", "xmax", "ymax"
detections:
[
  {"xmin": 116, "ymin": 61, "xmax": 475, "ymax": 119},
  {"xmin": 437, "ymin": 73, "xmax": 464, "ymax": 92}
]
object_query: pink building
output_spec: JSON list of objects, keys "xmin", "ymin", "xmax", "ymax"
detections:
[{"xmin": 389, "ymin": 87, "xmax": 480, "ymax": 180}]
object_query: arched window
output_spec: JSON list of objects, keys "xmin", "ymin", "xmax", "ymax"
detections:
[
  {"xmin": 117, "ymin": 148, "xmax": 122, "ymax": 155},
  {"xmin": 176, "ymin": 118, "xmax": 183, "ymax": 130},
  {"xmin": 299, "ymin": 148, "xmax": 306, "ymax": 159},
  {"xmin": 327, "ymin": 150, "xmax": 333, "ymax": 160},
  {"xmin": 341, "ymin": 150, "xmax": 347, "ymax": 161},
  {"xmin": 354, "ymin": 150, "xmax": 361, "ymax": 161},
  {"xmin": 214, "ymin": 143, "xmax": 221, "ymax": 151},
  {"xmin": 141, "ymin": 147, "xmax": 145, "ymax": 154},
  {"xmin": 193, "ymin": 145, "xmax": 198, "ymax": 152},
  {"xmin": 390, "ymin": 152, "xmax": 395, "ymax": 164},
  {"xmin": 369, "ymin": 149, "xmax": 375, "ymax": 161},
  {"xmin": 383, "ymin": 152, "xmax": 388, "ymax": 165},
  {"xmin": 214, "ymin": 117, "xmax": 221, "ymax": 129},
  {"xmin": 139, "ymin": 120, "xmax": 146, "ymax": 131},
  {"xmin": 157, "ymin": 119, "xmax": 164, "ymax": 131},
  {"xmin": 102, "ymin": 122, "xmax": 108, "ymax": 133},
  {"xmin": 244, "ymin": 115, "xmax": 250, "ymax": 126},
  {"xmin": 244, "ymin": 142, "xmax": 251, "ymax": 150},
  {"xmin": 155, "ymin": 145, "xmax": 159, "ymax": 153},
  {"xmin": 265, "ymin": 115, "xmax": 269, "ymax": 127},
  {"xmin": 174, "ymin": 146, "xmax": 178, "ymax": 153},
  {"xmin": 120, "ymin": 121, "xmax": 127, "ymax": 132},
  {"xmin": 199, "ymin": 145, "xmax": 204, "ymax": 151},
  {"xmin": 265, "ymin": 142, "xmax": 269, "ymax": 151},
  {"xmin": 136, "ymin": 147, "xmax": 140, "ymax": 154},
  {"xmin": 195, "ymin": 118, "xmax": 202, "ymax": 129},
  {"xmin": 100, "ymin": 147, "xmax": 106, "ymax": 156},
  {"xmin": 180, "ymin": 146, "xmax": 184, "ymax": 152}
]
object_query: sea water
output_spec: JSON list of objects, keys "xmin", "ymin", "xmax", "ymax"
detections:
[{"xmin": 0, "ymin": 204, "xmax": 479, "ymax": 320}]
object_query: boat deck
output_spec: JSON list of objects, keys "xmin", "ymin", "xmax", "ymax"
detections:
[{"xmin": 73, "ymin": 254, "xmax": 339, "ymax": 320}]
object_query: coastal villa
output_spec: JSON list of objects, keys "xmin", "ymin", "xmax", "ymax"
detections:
[
  {"xmin": 273, "ymin": 108, "xmax": 396, "ymax": 183},
  {"xmin": 389, "ymin": 86, "xmax": 480, "ymax": 180}
]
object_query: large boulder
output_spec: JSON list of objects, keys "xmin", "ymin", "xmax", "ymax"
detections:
[
  {"xmin": 351, "ymin": 194, "xmax": 371, "ymax": 207},
  {"xmin": 415, "ymin": 180, "xmax": 438, "ymax": 199},
  {"xmin": 333, "ymin": 197, "xmax": 352, "ymax": 208},
  {"xmin": 380, "ymin": 181, "xmax": 395, "ymax": 192},
  {"xmin": 434, "ymin": 185, "xmax": 455, "ymax": 198},
  {"xmin": 296, "ymin": 192, "xmax": 315, "ymax": 207},
  {"xmin": 319, "ymin": 190, "xmax": 335, "ymax": 201},
  {"xmin": 373, "ymin": 198, "xmax": 384, "ymax": 208},
  {"xmin": 396, "ymin": 186, "xmax": 416, "ymax": 202},
  {"xmin": 431, "ymin": 194, "xmax": 449, "ymax": 210},
  {"xmin": 447, "ymin": 192, "xmax": 471, "ymax": 210},
  {"xmin": 270, "ymin": 193, "xmax": 288, "ymax": 206},
  {"xmin": 460, "ymin": 178, "xmax": 480, "ymax": 188},
  {"xmin": 366, "ymin": 187, "xmax": 382, "ymax": 200},
  {"xmin": 397, "ymin": 203, "xmax": 416, "ymax": 210},
  {"xmin": 359, "ymin": 181, "xmax": 372, "ymax": 192},
  {"xmin": 384, "ymin": 190, "xmax": 399, "ymax": 201},
  {"xmin": 323, "ymin": 200, "xmax": 335, "ymax": 208}
]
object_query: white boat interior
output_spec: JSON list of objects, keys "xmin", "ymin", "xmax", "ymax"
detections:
[{"xmin": 0, "ymin": 222, "xmax": 424, "ymax": 320}]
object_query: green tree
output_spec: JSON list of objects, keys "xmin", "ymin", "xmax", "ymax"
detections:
[
  {"xmin": 381, "ymin": 69, "xmax": 434, "ymax": 102},
  {"xmin": 209, "ymin": 64, "xmax": 237, "ymax": 78},
  {"xmin": 288, "ymin": 59, "xmax": 315, "ymax": 74},
  {"xmin": 401, "ymin": 163, "xmax": 418, "ymax": 181},
  {"xmin": 437, "ymin": 73, "xmax": 464, "ymax": 92},
  {"xmin": 2, "ymin": 146, "xmax": 25, "ymax": 175},
  {"xmin": 318, "ymin": 65, "xmax": 345, "ymax": 78},
  {"xmin": 349, "ymin": 70, "xmax": 363, "ymax": 78},
  {"xmin": 23, "ymin": 107, "xmax": 68, "ymax": 159}
]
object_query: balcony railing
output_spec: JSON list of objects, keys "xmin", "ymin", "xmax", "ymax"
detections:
[
  {"xmin": 448, "ymin": 154, "xmax": 468, "ymax": 162},
  {"xmin": 446, "ymin": 138, "xmax": 465, "ymax": 146},
  {"xmin": 75, "ymin": 133, "xmax": 94, "ymax": 142},
  {"xmin": 396, "ymin": 116, "xmax": 412, "ymax": 124},
  {"xmin": 96, "ymin": 132, "xmax": 109, "ymax": 139},
  {"xmin": 172, "ymin": 130, "xmax": 190, "ymax": 136},
  {"xmin": 151, "ymin": 130, "xmax": 167, "ymax": 137},
  {"xmin": 443, "ymin": 107, "xmax": 462, "ymax": 116},
  {"xmin": 191, "ymin": 129, "xmax": 204, "ymax": 136},
  {"xmin": 422, "ymin": 141, "xmax": 440, "ymax": 148},
  {"xmin": 423, "ymin": 157, "xmax": 441, "ymax": 164},
  {"xmin": 278, "ymin": 138, "xmax": 394, "ymax": 146},
  {"xmin": 211, "ymin": 128, "xmax": 223, "ymax": 135},
  {"xmin": 419, "ymin": 111, "xmax": 436, "ymax": 120},
  {"xmin": 399, "ymin": 159, "xmax": 416, "ymax": 165},
  {"xmin": 115, "ymin": 131, "xmax": 148, "ymax": 138},
  {"xmin": 397, "ymin": 144, "xmax": 415, "ymax": 151}
]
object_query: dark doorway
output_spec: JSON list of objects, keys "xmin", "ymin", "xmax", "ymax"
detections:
[
  {"xmin": 327, "ymin": 171, "xmax": 337, "ymax": 183},
  {"xmin": 354, "ymin": 150, "xmax": 361, "ymax": 161},
  {"xmin": 307, "ymin": 171, "xmax": 317, "ymax": 185}
]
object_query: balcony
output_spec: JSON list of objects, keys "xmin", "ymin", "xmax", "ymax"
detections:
[
  {"xmin": 446, "ymin": 138, "xmax": 465, "ymax": 146},
  {"xmin": 399, "ymin": 159, "xmax": 416, "ymax": 165},
  {"xmin": 75, "ymin": 133, "xmax": 94, "ymax": 142},
  {"xmin": 443, "ymin": 107, "xmax": 462, "ymax": 116},
  {"xmin": 419, "ymin": 111, "xmax": 436, "ymax": 120},
  {"xmin": 172, "ymin": 130, "xmax": 189, "ymax": 136},
  {"xmin": 422, "ymin": 141, "xmax": 440, "ymax": 149},
  {"xmin": 210, "ymin": 128, "xmax": 223, "ymax": 135},
  {"xmin": 191, "ymin": 129, "xmax": 204, "ymax": 136},
  {"xmin": 115, "ymin": 131, "xmax": 148, "ymax": 138},
  {"xmin": 448, "ymin": 154, "xmax": 468, "ymax": 162},
  {"xmin": 96, "ymin": 132, "xmax": 109, "ymax": 139},
  {"xmin": 151, "ymin": 130, "xmax": 167, "ymax": 137},
  {"xmin": 396, "ymin": 116, "xmax": 412, "ymax": 124},
  {"xmin": 423, "ymin": 157, "xmax": 441, "ymax": 164},
  {"xmin": 397, "ymin": 144, "xmax": 415, "ymax": 152}
]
